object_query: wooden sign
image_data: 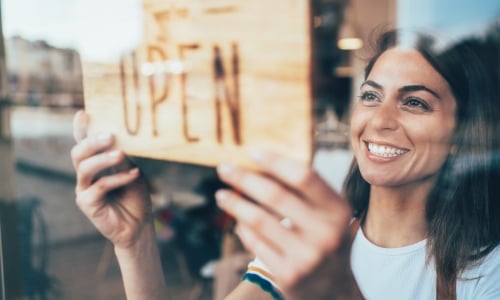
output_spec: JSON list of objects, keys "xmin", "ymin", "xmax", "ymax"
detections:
[{"xmin": 82, "ymin": 0, "xmax": 313, "ymax": 168}]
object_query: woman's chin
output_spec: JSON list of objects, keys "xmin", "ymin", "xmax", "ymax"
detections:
[{"xmin": 359, "ymin": 171, "xmax": 400, "ymax": 187}]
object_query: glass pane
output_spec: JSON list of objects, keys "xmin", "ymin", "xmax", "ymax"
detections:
[{"xmin": 0, "ymin": 0, "xmax": 498, "ymax": 299}]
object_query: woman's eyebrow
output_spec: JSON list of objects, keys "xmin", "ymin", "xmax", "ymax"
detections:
[
  {"xmin": 361, "ymin": 80, "xmax": 441, "ymax": 100},
  {"xmin": 360, "ymin": 80, "xmax": 382, "ymax": 90},
  {"xmin": 399, "ymin": 85, "xmax": 441, "ymax": 99}
]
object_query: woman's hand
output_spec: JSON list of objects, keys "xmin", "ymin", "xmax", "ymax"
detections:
[
  {"xmin": 70, "ymin": 110, "xmax": 152, "ymax": 249},
  {"xmin": 71, "ymin": 110, "xmax": 169, "ymax": 299},
  {"xmin": 216, "ymin": 151, "xmax": 363, "ymax": 300}
]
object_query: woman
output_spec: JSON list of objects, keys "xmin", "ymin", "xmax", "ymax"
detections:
[{"xmin": 70, "ymin": 29, "xmax": 499, "ymax": 299}]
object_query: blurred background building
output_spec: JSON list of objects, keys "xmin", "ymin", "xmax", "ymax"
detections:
[{"xmin": 5, "ymin": 36, "xmax": 83, "ymax": 108}]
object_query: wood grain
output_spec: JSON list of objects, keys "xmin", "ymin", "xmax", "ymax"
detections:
[{"xmin": 82, "ymin": 0, "xmax": 313, "ymax": 168}]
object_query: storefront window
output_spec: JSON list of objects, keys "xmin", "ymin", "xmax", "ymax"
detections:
[{"xmin": 0, "ymin": 1, "xmax": 498, "ymax": 299}]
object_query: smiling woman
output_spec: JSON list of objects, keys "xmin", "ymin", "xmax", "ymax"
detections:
[{"xmin": 344, "ymin": 29, "xmax": 500, "ymax": 299}]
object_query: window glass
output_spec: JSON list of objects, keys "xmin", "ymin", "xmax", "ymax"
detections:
[{"xmin": 0, "ymin": 1, "xmax": 498, "ymax": 299}]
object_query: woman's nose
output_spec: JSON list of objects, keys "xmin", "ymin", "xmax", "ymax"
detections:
[{"xmin": 368, "ymin": 101, "xmax": 399, "ymax": 131}]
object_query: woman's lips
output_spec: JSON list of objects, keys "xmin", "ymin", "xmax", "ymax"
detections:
[{"xmin": 365, "ymin": 141, "xmax": 410, "ymax": 158}]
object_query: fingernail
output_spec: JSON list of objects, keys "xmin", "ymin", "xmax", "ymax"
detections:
[
  {"xmin": 108, "ymin": 150, "xmax": 121, "ymax": 158},
  {"xmin": 248, "ymin": 149, "xmax": 268, "ymax": 163},
  {"xmin": 76, "ymin": 127, "xmax": 87, "ymax": 141},
  {"xmin": 235, "ymin": 225, "xmax": 249, "ymax": 241},
  {"xmin": 215, "ymin": 190, "xmax": 230, "ymax": 204},
  {"xmin": 217, "ymin": 164, "xmax": 234, "ymax": 176},
  {"xmin": 97, "ymin": 133, "xmax": 112, "ymax": 143},
  {"xmin": 129, "ymin": 168, "xmax": 140, "ymax": 175}
]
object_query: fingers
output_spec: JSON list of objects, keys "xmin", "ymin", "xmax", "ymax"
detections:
[
  {"xmin": 72, "ymin": 133, "xmax": 141, "ymax": 218},
  {"xmin": 220, "ymin": 198, "xmax": 352, "ymax": 294},
  {"xmin": 234, "ymin": 223, "xmax": 323, "ymax": 290},
  {"xmin": 231, "ymin": 217, "xmax": 345, "ymax": 291},
  {"xmin": 247, "ymin": 150, "xmax": 344, "ymax": 207},
  {"xmin": 216, "ymin": 160, "xmax": 351, "ymax": 230},
  {"xmin": 215, "ymin": 152, "xmax": 355, "ymax": 295},
  {"xmin": 216, "ymin": 188, "xmax": 312, "ymax": 275},
  {"xmin": 71, "ymin": 129, "xmax": 136, "ymax": 194},
  {"xmin": 216, "ymin": 151, "xmax": 352, "ymax": 250},
  {"xmin": 76, "ymin": 168, "xmax": 140, "ymax": 214},
  {"xmin": 71, "ymin": 132, "xmax": 115, "ymax": 170},
  {"xmin": 216, "ymin": 166, "xmax": 348, "ymax": 248},
  {"xmin": 216, "ymin": 189, "xmax": 302, "ymax": 251},
  {"xmin": 73, "ymin": 110, "xmax": 89, "ymax": 143},
  {"xmin": 76, "ymin": 149, "xmax": 126, "ymax": 192},
  {"xmin": 234, "ymin": 224, "xmax": 287, "ymax": 272},
  {"xmin": 216, "ymin": 164, "xmax": 311, "ymax": 230}
]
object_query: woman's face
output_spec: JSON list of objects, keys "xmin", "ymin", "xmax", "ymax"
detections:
[{"xmin": 350, "ymin": 48, "xmax": 457, "ymax": 188}]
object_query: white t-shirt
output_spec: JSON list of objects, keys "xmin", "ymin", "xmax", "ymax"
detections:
[
  {"xmin": 351, "ymin": 228, "xmax": 500, "ymax": 300},
  {"xmin": 244, "ymin": 228, "xmax": 500, "ymax": 299}
]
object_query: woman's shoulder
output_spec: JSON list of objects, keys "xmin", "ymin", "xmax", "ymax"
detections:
[
  {"xmin": 463, "ymin": 245, "xmax": 500, "ymax": 276},
  {"xmin": 459, "ymin": 245, "xmax": 500, "ymax": 299},
  {"xmin": 475, "ymin": 245, "xmax": 500, "ymax": 271}
]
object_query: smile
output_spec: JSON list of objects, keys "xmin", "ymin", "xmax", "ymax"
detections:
[{"xmin": 367, "ymin": 142, "xmax": 409, "ymax": 157}]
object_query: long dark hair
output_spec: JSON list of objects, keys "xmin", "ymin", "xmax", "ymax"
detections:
[{"xmin": 344, "ymin": 28, "xmax": 500, "ymax": 288}]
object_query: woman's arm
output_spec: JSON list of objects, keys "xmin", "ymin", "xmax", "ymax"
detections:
[
  {"xmin": 225, "ymin": 281, "xmax": 275, "ymax": 300},
  {"xmin": 114, "ymin": 223, "xmax": 169, "ymax": 300}
]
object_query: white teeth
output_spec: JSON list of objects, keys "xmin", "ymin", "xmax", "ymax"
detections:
[{"xmin": 368, "ymin": 143, "xmax": 408, "ymax": 157}]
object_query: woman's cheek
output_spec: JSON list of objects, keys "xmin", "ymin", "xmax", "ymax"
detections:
[{"xmin": 349, "ymin": 106, "xmax": 368, "ymax": 150}]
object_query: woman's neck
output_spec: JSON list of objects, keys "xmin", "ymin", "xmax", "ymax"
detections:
[{"xmin": 363, "ymin": 182, "xmax": 432, "ymax": 248}]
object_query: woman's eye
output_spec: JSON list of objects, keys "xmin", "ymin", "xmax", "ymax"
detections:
[
  {"xmin": 404, "ymin": 97, "xmax": 432, "ymax": 111},
  {"xmin": 359, "ymin": 91, "xmax": 379, "ymax": 102}
]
